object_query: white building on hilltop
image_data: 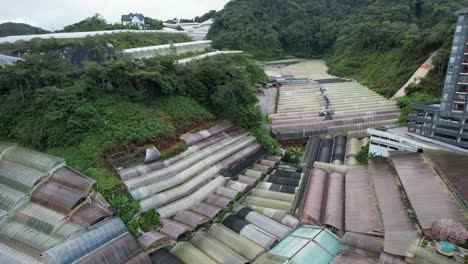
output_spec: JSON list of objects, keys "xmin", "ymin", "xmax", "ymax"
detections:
[{"xmin": 121, "ymin": 13, "xmax": 145, "ymax": 29}]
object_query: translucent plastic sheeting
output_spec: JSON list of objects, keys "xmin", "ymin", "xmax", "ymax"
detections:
[
  {"xmin": 126, "ymin": 132, "xmax": 246, "ymax": 190},
  {"xmin": 207, "ymin": 224, "xmax": 265, "ymax": 261},
  {"xmin": 123, "ymin": 41, "xmax": 212, "ymax": 59},
  {"xmin": 237, "ymin": 175, "xmax": 257, "ymax": 186},
  {"xmin": 226, "ymin": 180, "xmax": 249, "ymax": 192},
  {"xmin": 155, "ymin": 176, "xmax": 226, "ymax": 216},
  {"xmin": 173, "ymin": 210, "xmax": 210, "ymax": 229},
  {"xmin": 170, "ymin": 242, "xmax": 217, "ymax": 264},
  {"xmin": 0, "ymin": 183, "xmax": 28, "ymax": 212},
  {"xmin": 131, "ymin": 135, "xmax": 255, "ymax": 200},
  {"xmin": 138, "ymin": 231, "xmax": 175, "ymax": 253},
  {"xmin": 12, "ymin": 202, "xmax": 82, "ymax": 238},
  {"xmin": 0, "ymin": 219, "xmax": 61, "ymax": 255},
  {"xmin": 216, "ymin": 186, "xmax": 240, "ymax": 199},
  {"xmin": 0, "ymin": 30, "xmax": 185, "ymax": 44},
  {"xmin": 43, "ymin": 217, "xmax": 127, "ymax": 264},
  {"xmin": 120, "ymin": 131, "xmax": 233, "ymax": 181},
  {"xmin": 0, "ymin": 159, "xmax": 46, "ymax": 193},
  {"xmin": 247, "ymin": 205, "xmax": 300, "ymax": 229},
  {"xmin": 178, "ymin": 51, "xmax": 244, "ymax": 65},
  {"xmin": 346, "ymin": 138, "xmax": 365, "ymax": 166},
  {"xmin": 252, "ymin": 252, "xmax": 290, "ymax": 264},
  {"xmin": 252, "ymin": 164, "xmax": 271, "ymax": 174},
  {"xmin": 223, "ymin": 215, "xmax": 278, "ymax": 249},
  {"xmin": 189, "ymin": 202, "xmax": 223, "ymax": 219},
  {"xmin": 159, "ymin": 219, "xmax": 193, "ymax": 240},
  {"xmin": 180, "ymin": 121, "xmax": 232, "ymax": 145},
  {"xmin": 191, "ymin": 232, "xmax": 249, "ymax": 264},
  {"xmin": 149, "ymin": 249, "xmax": 182, "ymax": 264},
  {"xmin": 259, "ymin": 159, "xmax": 277, "ymax": 167},
  {"xmin": 2, "ymin": 147, "xmax": 64, "ymax": 173},
  {"xmin": 243, "ymin": 196, "xmax": 293, "ymax": 211},
  {"xmin": 0, "ymin": 142, "xmax": 16, "ymax": 154},
  {"xmin": 31, "ymin": 180, "xmax": 86, "ymax": 215},
  {"xmin": 205, "ymin": 193, "xmax": 232, "ymax": 208},
  {"xmin": 234, "ymin": 205, "xmax": 291, "ymax": 239},
  {"xmin": 269, "ymin": 226, "xmax": 342, "ymax": 264},
  {"xmin": 73, "ymin": 232, "xmax": 140, "ymax": 264},
  {"xmin": 70, "ymin": 196, "xmax": 113, "ymax": 228},
  {"xmin": 244, "ymin": 169, "xmax": 263, "ymax": 179},
  {"xmin": 250, "ymin": 189, "xmax": 295, "ymax": 202},
  {"xmin": 0, "ymin": 242, "xmax": 42, "ymax": 264},
  {"xmin": 140, "ymin": 166, "xmax": 220, "ymax": 209},
  {"xmin": 217, "ymin": 143, "xmax": 261, "ymax": 168},
  {"xmin": 50, "ymin": 166, "xmax": 96, "ymax": 194}
]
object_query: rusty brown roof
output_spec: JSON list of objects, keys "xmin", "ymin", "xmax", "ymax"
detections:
[
  {"xmin": 368, "ymin": 159, "xmax": 419, "ymax": 257},
  {"xmin": 323, "ymin": 172, "xmax": 344, "ymax": 230},
  {"xmin": 138, "ymin": 231, "xmax": 175, "ymax": 252},
  {"xmin": 69, "ymin": 197, "xmax": 113, "ymax": 228},
  {"xmin": 173, "ymin": 210, "xmax": 210, "ymax": 228},
  {"xmin": 50, "ymin": 166, "xmax": 96, "ymax": 194},
  {"xmin": 391, "ymin": 152, "xmax": 467, "ymax": 229},
  {"xmin": 301, "ymin": 168, "xmax": 327, "ymax": 224},
  {"xmin": 159, "ymin": 219, "xmax": 193, "ymax": 240},
  {"xmin": 190, "ymin": 202, "xmax": 223, "ymax": 219},
  {"xmin": 30, "ymin": 180, "xmax": 86, "ymax": 214},
  {"xmin": 345, "ymin": 166, "xmax": 383, "ymax": 235},
  {"xmin": 425, "ymin": 151, "xmax": 468, "ymax": 206}
]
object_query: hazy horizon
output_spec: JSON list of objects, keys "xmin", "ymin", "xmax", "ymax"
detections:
[{"xmin": 0, "ymin": 0, "xmax": 230, "ymax": 31}]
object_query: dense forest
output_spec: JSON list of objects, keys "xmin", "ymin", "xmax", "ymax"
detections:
[
  {"xmin": 0, "ymin": 50, "xmax": 271, "ymax": 221},
  {"xmin": 0, "ymin": 22, "xmax": 49, "ymax": 37},
  {"xmin": 209, "ymin": 0, "xmax": 468, "ymax": 100}
]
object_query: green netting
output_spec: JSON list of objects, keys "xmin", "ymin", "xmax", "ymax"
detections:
[
  {"xmin": 2, "ymin": 147, "xmax": 64, "ymax": 173},
  {"xmin": 0, "ymin": 160, "xmax": 45, "ymax": 193}
]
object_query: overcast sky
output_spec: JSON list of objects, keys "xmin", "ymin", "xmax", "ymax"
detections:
[{"xmin": 0, "ymin": 0, "xmax": 230, "ymax": 31}]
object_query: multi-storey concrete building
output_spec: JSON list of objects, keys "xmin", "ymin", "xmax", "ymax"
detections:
[{"xmin": 408, "ymin": 8, "xmax": 468, "ymax": 149}]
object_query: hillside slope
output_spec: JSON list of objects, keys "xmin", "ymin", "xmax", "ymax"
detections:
[
  {"xmin": 209, "ymin": 0, "xmax": 468, "ymax": 98},
  {"xmin": 0, "ymin": 22, "xmax": 49, "ymax": 37}
]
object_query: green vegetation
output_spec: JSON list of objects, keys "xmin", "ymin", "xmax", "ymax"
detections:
[
  {"xmin": 357, "ymin": 143, "xmax": 371, "ymax": 165},
  {"xmin": 137, "ymin": 209, "xmax": 160, "ymax": 232},
  {"xmin": 62, "ymin": 14, "xmax": 139, "ymax": 32},
  {"xmin": 282, "ymin": 146, "xmax": 304, "ymax": 165},
  {"xmin": 0, "ymin": 22, "xmax": 49, "ymax": 37},
  {"xmin": 0, "ymin": 50, "xmax": 270, "ymax": 222}
]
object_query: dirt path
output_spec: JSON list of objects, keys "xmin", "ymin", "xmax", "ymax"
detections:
[{"xmin": 391, "ymin": 52, "xmax": 436, "ymax": 100}]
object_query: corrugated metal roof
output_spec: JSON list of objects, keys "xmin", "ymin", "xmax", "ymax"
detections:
[
  {"xmin": 391, "ymin": 152, "xmax": 467, "ymax": 229},
  {"xmin": 340, "ymin": 232, "xmax": 383, "ymax": 253},
  {"xmin": 425, "ymin": 151, "xmax": 468, "ymax": 206},
  {"xmin": 330, "ymin": 250, "xmax": 378, "ymax": 264},
  {"xmin": 345, "ymin": 166, "xmax": 383, "ymax": 235},
  {"xmin": 368, "ymin": 159, "xmax": 419, "ymax": 257}
]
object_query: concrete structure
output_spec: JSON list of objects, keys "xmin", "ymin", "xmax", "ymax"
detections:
[
  {"xmin": 367, "ymin": 127, "xmax": 468, "ymax": 157},
  {"xmin": 122, "ymin": 40, "xmax": 212, "ymax": 59},
  {"xmin": 163, "ymin": 19, "xmax": 213, "ymax": 41},
  {"xmin": 121, "ymin": 13, "xmax": 145, "ymax": 29},
  {"xmin": 408, "ymin": 8, "xmax": 468, "ymax": 149}
]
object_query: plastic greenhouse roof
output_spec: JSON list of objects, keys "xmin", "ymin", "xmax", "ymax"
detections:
[{"xmin": 268, "ymin": 225, "xmax": 341, "ymax": 264}]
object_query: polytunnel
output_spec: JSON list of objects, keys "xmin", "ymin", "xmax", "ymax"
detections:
[
  {"xmin": 138, "ymin": 231, "xmax": 175, "ymax": 253},
  {"xmin": 170, "ymin": 242, "xmax": 217, "ymax": 264},
  {"xmin": 191, "ymin": 232, "xmax": 249, "ymax": 264},
  {"xmin": 222, "ymin": 214, "xmax": 278, "ymax": 249}
]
